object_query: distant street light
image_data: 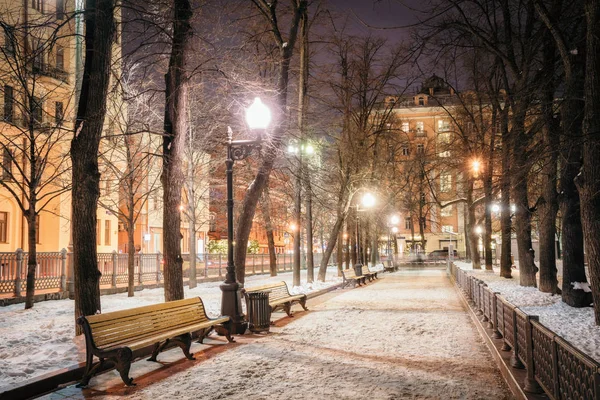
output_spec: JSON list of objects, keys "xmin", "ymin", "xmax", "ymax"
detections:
[
  {"xmin": 388, "ymin": 214, "xmax": 400, "ymax": 258},
  {"xmin": 354, "ymin": 192, "xmax": 376, "ymax": 272},
  {"xmin": 491, "ymin": 204, "xmax": 500, "ymax": 213},
  {"xmin": 221, "ymin": 97, "xmax": 270, "ymax": 334}
]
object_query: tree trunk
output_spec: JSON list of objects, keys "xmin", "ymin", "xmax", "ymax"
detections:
[
  {"xmin": 127, "ymin": 222, "xmax": 135, "ymax": 297},
  {"xmin": 317, "ymin": 192, "xmax": 349, "ymax": 281},
  {"xmin": 483, "ymin": 159, "xmax": 494, "ymax": 270},
  {"xmin": 538, "ymin": 38, "xmax": 560, "ymax": 293},
  {"xmin": 304, "ymin": 170, "xmax": 314, "ymax": 283},
  {"xmin": 25, "ymin": 209, "xmax": 37, "ymax": 309},
  {"xmin": 467, "ymin": 180, "xmax": 481, "ymax": 269},
  {"xmin": 337, "ymin": 227, "xmax": 343, "ymax": 275},
  {"xmin": 260, "ymin": 188, "xmax": 277, "ymax": 276},
  {"xmin": 351, "ymin": 208, "xmax": 357, "ymax": 266},
  {"xmin": 71, "ymin": 0, "xmax": 115, "ymax": 333},
  {"xmin": 161, "ymin": 0, "xmax": 192, "ymax": 302},
  {"xmin": 500, "ymin": 109, "xmax": 512, "ymax": 278},
  {"xmin": 560, "ymin": 92, "xmax": 588, "ymax": 306},
  {"xmin": 235, "ymin": 1, "xmax": 306, "ymax": 285},
  {"xmin": 578, "ymin": 0, "xmax": 600, "ymax": 324},
  {"xmin": 188, "ymin": 216, "xmax": 197, "ymax": 289},
  {"xmin": 512, "ymin": 121, "xmax": 538, "ymax": 287}
]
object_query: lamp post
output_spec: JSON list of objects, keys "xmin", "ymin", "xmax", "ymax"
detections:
[
  {"xmin": 221, "ymin": 97, "xmax": 270, "ymax": 334},
  {"xmin": 388, "ymin": 215, "xmax": 400, "ymax": 259},
  {"xmin": 354, "ymin": 192, "xmax": 375, "ymax": 274}
]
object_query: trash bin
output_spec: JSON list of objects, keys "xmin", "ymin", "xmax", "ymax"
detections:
[{"xmin": 246, "ymin": 291, "xmax": 271, "ymax": 333}]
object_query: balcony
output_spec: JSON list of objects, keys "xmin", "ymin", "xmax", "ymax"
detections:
[{"xmin": 411, "ymin": 129, "xmax": 427, "ymax": 137}]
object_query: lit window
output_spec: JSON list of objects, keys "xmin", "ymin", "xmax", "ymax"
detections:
[
  {"xmin": 440, "ymin": 173, "xmax": 452, "ymax": 193},
  {"xmin": 416, "ymin": 121, "xmax": 424, "ymax": 133},
  {"xmin": 105, "ymin": 220, "xmax": 111, "ymax": 246},
  {"xmin": 441, "ymin": 206, "xmax": 453, "ymax": 217},
  {"xmin": 0, "ymin": 211, "xmax": 7, "ymax": 243},
  {"xmin": 405, "ymin": 218, "xmax": 412, "ymax": 230},
  {"xmin": 442, "ymin": 225, "xmax": 454, "ymax": 233},
  {"xmin": 401, "ymin": 122, "xmax": 409, "ymax": 132}
]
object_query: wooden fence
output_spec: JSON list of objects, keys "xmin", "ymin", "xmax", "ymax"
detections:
[{"xmin": 450, "ymin": 263, "xmax": 600, "ymax": 399}]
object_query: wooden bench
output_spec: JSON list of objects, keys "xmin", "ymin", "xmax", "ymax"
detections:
[
  {"xmin": 384, "ymin": 260, "xmax": 395, "ymax": 273},
  {"xmin": 243, "ymin": 281, "xmax": 308, "ymax": 317},
  {"xmin": 362, "ymin": 265, "xmax": 378, "ymax": 280},
  {"xmin": 77, "ymin": 296, "xmax": 233, "ymax": 387},
  {"xmin": 341, "ymin": 268, "xmax": 366, "ymax": 288}
]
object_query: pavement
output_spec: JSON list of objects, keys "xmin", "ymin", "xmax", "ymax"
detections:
[{"xmin": 37, "ymin": 269, "xmax": 513, "ymax": 399}]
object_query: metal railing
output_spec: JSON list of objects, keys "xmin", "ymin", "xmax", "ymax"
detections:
[
  {"xmin": 0, "ymin": 250, "xmax": 330, "ymax": 299},
  {"xmin": 450, "ymin": 263, "xmax": 600, "ymax": 399}
]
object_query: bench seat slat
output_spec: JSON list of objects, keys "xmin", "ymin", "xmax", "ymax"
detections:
[
  {"xmin": 99, "ymin": 316, "xmax": 230, "ymax": 351},
  {"xmin": 86, "ymin": 298, "xmax": 202, "ymax": 324},
  {"xmin": 91, "ymin": 307, "xmax": 210, "ymax": 347}
]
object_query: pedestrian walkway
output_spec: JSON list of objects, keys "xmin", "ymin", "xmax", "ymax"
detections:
[{"xmin": 43, "ymin": 269, "xmax": 512, "ymax": 399}]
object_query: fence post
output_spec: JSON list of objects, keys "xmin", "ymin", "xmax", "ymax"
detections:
[
  {"xmin": 15, "ymin": 248, "xmax": 23, "ymax": 297},
  {"xmin": 60, "ymin": 248, "xmax": 67, "ymax": 292},
  {"xmin": 523, "ymin": 315, "xmax": 543, "ymax": 393},
  {"xmin": 156, "ymin": 252, "xmax": 162, "ymax": 283},
  {"xmin": 111, "ymin": 251, "xmax": 118, "ymax": 288}
]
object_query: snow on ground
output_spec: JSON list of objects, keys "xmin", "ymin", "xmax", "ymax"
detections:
[
  {"xmin": 0, "ymin": 267, "xmax": 342, "ymax": 390},
  {"xmin": 44, "ymin": 269, "xmax": 511, "ymax": 400},
  {"xmin": 455, "ymin": 260, "xmax": 600, "ymax": 363}
]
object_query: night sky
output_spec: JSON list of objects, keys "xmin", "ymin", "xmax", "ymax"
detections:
[{"xmin": 328, "ymin": 0, "xmax": 421, "ymax": 43}]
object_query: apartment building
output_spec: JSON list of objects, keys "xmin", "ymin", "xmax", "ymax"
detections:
[{"xmin": 387, "ymin": 75, "xmax": 468, "ymax": 255}]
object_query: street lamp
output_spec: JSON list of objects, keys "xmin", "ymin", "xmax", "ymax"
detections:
[{"xmin": 221, "ymin": 97, "xmax": 270, "ymax": 334}]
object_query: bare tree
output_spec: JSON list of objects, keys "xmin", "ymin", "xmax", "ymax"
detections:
[
  {"xmin": 71, "ymin": 0, "xmax": 116, "ymax": 331},
  {"xmin": 0, "ymin": 7, "xmax": 74, "ymax": 308}
]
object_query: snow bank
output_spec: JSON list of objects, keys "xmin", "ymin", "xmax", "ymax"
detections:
[
  {"xmin": 0, "ymin": 267, "xmax": 341, "ymax": 390},
  {"xmin": 456, "ymin": 261, "xmax": 600, "ymax": 362}
]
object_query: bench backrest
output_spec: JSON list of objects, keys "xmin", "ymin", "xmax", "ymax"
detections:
[
  {"xmin": 83, "ymin": 297, "xmax": 209, "ymax": 349},
  {"xmin": 245, "ymin": 281, "xmax": 292, "ymax": 302},
  {"xmin": 343, "ymin": 269, "xmax": 358, "ymax": 279}
]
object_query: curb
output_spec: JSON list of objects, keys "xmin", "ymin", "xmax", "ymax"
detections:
[
  {"xmin": 448, "ymin": 272, "xmax": 547, "ymax": 400},
  {"xmin": 0, "ymin": 281, "xmax": 346, "ymax": 400}
]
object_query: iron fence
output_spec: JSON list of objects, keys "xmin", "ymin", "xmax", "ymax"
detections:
[{"xmin": 450, "ymin": 264, "xmax": 600, "ymax": 399}]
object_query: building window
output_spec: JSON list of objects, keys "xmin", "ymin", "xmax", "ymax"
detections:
[
  {"xmin": 415, "ymin": 121, "xmax": 424, "ymax": 133},
  {"xmin": 3, "ymin": 25, "xmax": 15, "ymax": 54},
  {"xmin": 442, "ymin": 225, "xmax": 454, "ymax": 233},
  {"xmin": 416, "ymin": 143, "xmax": 424, "ymax": 154},
  {"xmin": 97, "ymin": 219, "xmax": 101, "ymax": 245},
  {"xmin": 31, "ymin": 0, "xmax": 44, "ymax": 12},
  {"xmin": 0, "ymin": 212, "xmax": 7, "ymax": 243},
  {"xmin": 438, "ymin": 120, "xmax": 451, "ymax": 132},
  {"xmin": 441, "ymin": 206, "xmax": 453, "ymax": 217},
  {"xmin": 405, "ymin": 218, "xmax": 412, "ymax": 230},
  {"xmin": 105, "ymin": 220, "xmax": 111, "ymax": 246},
  {"xmin": 36, "ymin": 215, "xmax": 40, "ymax": 244},
  {"xmin": 418, "ymin": 97, "xmax": 424, "ymax": 106},
  {"xmin": 56, "ymin": 46, "xmax": 64, "ymax": 71},
  {"xmin": 3, "ymin": 85, "xmax": 13, "ymax": 122},
  {"xmin": 32, "ymin": 97, "xmax": 43, "ymax": 127},
  {"xmin": 55, "ymin": 101, "xmax": 63, "ymax": 126},
  {"xmin": 440, "ymin": 173, "xmax": 452, "ymax": 193},
  {"xmin": 402, "ymin": 145, "xmax": 410, "ymax": 156},
  {"xmin": 56, "ymin": 0, "xmax": 65, "ymax": 19},
  {"xmin": 33, "ymin": 40, "xmax": 45, "ymax": 72},
  {"xmin": 438, "ymin": 132, "xmax": 451, "ymax": 157},
  {"xmin": 401, "ymin": 122, "xmax": 409, "ymax": 132},
  {"xmin": 2, "ymin": 147, "xmax": 13, "ymax": 181}
]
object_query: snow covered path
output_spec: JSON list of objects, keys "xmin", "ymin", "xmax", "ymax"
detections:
[{"xmin": 44, "ymin": 270, "xmax": 512, "ymax": 399}]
